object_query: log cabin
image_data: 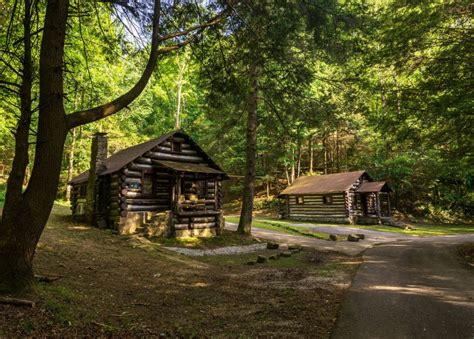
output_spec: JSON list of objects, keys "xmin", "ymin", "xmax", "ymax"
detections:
[
  {"xmin": 69, "ymin": 130, "xmax": 229, "ymax": 238},
  {"xmin": 278, "ymin": 171, "xmax": 392, "ymax": 224}
]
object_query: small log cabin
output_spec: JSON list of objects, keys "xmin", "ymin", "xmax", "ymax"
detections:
[
  {"xmin": 69, "ymin": 130, "xmax": 229, "ymax": 237},
  {"xmin": 278, "ymin": 171, "xmax": 392, "ymax": 224}
]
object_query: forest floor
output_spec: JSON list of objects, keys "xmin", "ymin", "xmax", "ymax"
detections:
[{"xmin": 0, "ymin": 205, "xmax": 361, "ymax": 338}]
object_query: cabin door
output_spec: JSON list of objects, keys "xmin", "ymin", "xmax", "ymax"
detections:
[{"xmin": 361, "ymin": 194, "xmax": 369, "ymax": 216}]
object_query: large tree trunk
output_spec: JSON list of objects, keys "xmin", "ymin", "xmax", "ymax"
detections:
[
  {"xmin": 237, "ymin": 61, "xmax": 258, "ymax": 235},
  {"xmin": 0, "ymin": 0, "xmax": 69, "ymax": 291},
  {"xmin": 0, "ymin": 0, "xmax": 226, "ymax": 292}
]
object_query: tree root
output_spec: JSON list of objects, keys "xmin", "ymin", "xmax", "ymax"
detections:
[
  {"xmin": 35, "ymin": 274, "xmax": 62, "ymax": 283},
  {"xmin": 0, "ymin": 297, "xmax": 35, "ymax": 307}
]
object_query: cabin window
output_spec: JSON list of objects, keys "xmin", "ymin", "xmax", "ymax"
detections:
[
  {"xmin": 172, "ymin": 141, "xmax": 182, "ymax": 153},
  {"xmin": 190, "ymin": 181, "xmax": 207, "ymax": 199},
  {"xmin": 142, "ymin": 173, "xmax": 153, "ymax": 195},
  {"xmin": 323, "ymin": 195, "xmax": 333, "ymax": 204},
  {"xmin": 79, "ymin": 185, "xmax": 87, "ymax": 197},
  {"xmin": 295, "ymin": 196, "xmax": 304, "ymax": 204}
]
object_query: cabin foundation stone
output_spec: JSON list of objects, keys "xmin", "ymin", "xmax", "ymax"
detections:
[{"xmin": 144, "ymin": 211, "xmax": 173, "ymax": 238}]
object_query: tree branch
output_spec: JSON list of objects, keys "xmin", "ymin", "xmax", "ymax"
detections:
[{"xmin": 66, "ymin": 4, "xmax": 229, "ymax": 129}]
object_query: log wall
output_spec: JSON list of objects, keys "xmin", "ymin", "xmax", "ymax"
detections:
[
  {"xmin": 71, "ymin": 183, "xmax": 87, "ymax": 218},
  {"xmin": 110, "ymin": 134, "xmax": 224, "ymax": 235},
  {"xmin": 287, "ymin": 193, "xmax": 349, "ymax": 223}
]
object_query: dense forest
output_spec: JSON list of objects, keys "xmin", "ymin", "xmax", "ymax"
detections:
[{"xmin": 0, "ymin": 0, "xmax": 472, "ymax": 220}]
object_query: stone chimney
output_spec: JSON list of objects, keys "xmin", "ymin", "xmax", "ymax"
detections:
[{"xmin": 85, "ymin": 132, "xmax": 108, "ymax": 224}]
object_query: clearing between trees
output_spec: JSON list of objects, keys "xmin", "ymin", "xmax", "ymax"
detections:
[{"xmin": 0, "ymin": 205, "xmax": 360, "ymax": 337}]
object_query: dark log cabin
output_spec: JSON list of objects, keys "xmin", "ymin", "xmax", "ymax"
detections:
[
  {"xmin": 69, "ymin": 130, "xmax": 229, "ymax": 238},
  {"xmin": 278, "ymin": 171, "xmax": 392, "ymax": 225}
]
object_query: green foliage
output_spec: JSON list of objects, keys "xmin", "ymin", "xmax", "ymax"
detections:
[
  {"xmin": 0, "ymin": 0, "xmax": 471, "ymax": 220},
  {"xmin": 0, "ymin": 181, "xmax": 5, "ymax": 208}
]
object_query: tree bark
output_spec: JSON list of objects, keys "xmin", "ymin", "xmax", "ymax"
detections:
[
  {"xmin": 175, "ymin": 52, "xmax": 187, "ymax": 129},
  {"xmin": 0, "ymin": 0, "xmax": 69, "ymax": 291},
  {"xmin": 296, "ymin": 138, "xmax": 302, "ymax": 178},
  {"xmin": 64, "ymin": 128, "xmax": 76, "ymax": 201},
  {"xmin": 238, "ymin": 61, "xmax": 258, "ymax": 235},
  {"xmin": 309, "ymin": 135, "xmax": 313, "ymax": 174},
  {"xmin": 3, "ymin": 0, "xmax": 33, "ymax": 216}
]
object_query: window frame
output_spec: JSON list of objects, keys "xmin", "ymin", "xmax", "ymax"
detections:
[
  {"xmin": 141, "ymin": 172, "xmax": 154, "ymax": 196},
  {"xmin": 172, "ymin": 140, "xmax": 182, "ymax": 153},
  {"xmin": 295, "ymin": 196, "xmax": 304, "ymax": 205},
  {"xmin": 323, "ymin": 195, "xmax": 333, "ymax": 204}
]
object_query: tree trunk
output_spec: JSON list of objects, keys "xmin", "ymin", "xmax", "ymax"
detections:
[
  {"xmin": 0, "ymin": 0, "xmax": 69, "ymax": 291},
  {"xmin": 238, "ymin": 61, "xmax": 258, "ymax": 235},
  {"xmin": 296, "ymin": 138, "xmax": 302, "ymax": 178},
  {"xmin": 64, "ymin": 128, "xmax": 76, "ymax": 201},
  {"xmin": 323, "ymin": 136, "xmax": 328, "ymax": 174},
  {"xmin": 309, "ymin": 135, "xmax": 313, "ymax": 174},
  {"xmin": 3, "ymin": 0, "xmax": 33, "ymax": 218},
  {"xmin": 336, "ymin": 130, "xmax": 340, "ymax": 172},
  {"xmin": 290, "ymin": 147, "xmax": 296, "ymax": 184},
  {"xmin": 175, "ymin": 53, "xmax": 187, "ymax": 129}
]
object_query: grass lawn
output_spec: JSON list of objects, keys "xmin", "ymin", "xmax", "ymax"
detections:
[
  {"xmin": 227, "ymin": 216, "xmax": 474, "ymax": 237},
  {"xmin": 152, "ymin": 230, "xmax": 261, "ymax": 249},
  {"xmin": 226, "ymin": 216, "xmax": 330, "ymax": 240}
]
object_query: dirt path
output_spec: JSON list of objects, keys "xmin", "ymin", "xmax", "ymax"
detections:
[{"xmin": 332, "ymin": 239, "xmax": 474, "ymax": 339}]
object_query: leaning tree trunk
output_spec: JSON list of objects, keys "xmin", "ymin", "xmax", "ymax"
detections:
[
  {"xmin": 0, "ymin": 0, "xmax": 70, "ymax": 291},
  {"xmin": 238, "ymin": 61, "xmax": 258, "ymax": 235}
]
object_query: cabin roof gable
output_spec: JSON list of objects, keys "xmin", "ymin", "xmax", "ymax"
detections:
[
  {"xmin": 69, "ymin": 129, "xmax": 228, "ymax": 185},
  {"xmin": 280, "ymin": 170, "xmax": 368, "ymax": 195}
]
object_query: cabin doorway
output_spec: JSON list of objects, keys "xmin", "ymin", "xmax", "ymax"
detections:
[{"xmin": 360, "ymin": 194, "xmax": 369, "ymax": 216}]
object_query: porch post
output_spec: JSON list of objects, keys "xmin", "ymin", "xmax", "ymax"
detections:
[
  {"xmin": 375, "ymin": 192, "xmax": 381, "ymax": 218},
  {"xmin": 387, "ymin": 193, "xmax": 391, "ymax": 217}
]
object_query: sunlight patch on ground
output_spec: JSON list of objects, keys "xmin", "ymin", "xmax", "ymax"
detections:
[{"xmin": 368, "ymin": 284, "xmax": 472, "ymax": 306}]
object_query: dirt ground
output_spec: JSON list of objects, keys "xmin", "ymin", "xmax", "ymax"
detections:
[{"xmin": 0, "ymin": 205, "xmax": 361, "ymax": 338}]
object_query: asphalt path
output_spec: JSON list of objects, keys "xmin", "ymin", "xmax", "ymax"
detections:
[
  {"xmin": 332, "ymin": 238, "xmax": 474, "ymax": 339},
  {"xmin": 225, "ymin": 221, "xmax": 411, "ymax": 255},
  {"xmin": 225, "ymin": 221, "xmax": 474, "ymax": 338}
]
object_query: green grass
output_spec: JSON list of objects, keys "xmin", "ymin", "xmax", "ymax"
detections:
[
  {"xmin": 228, "ymin": 216, "xmax": 474, "ymax": 237},
  {"xmin": 354, "ymin": 223, "xmax": 474, "ymax": 236},
  {"xmin": 226, "ymin": 216, "xmax": 330, "ymax": 240},
  {"xmin": 153, "ymin": 230, "xmax": 261, "ymax": 249}
]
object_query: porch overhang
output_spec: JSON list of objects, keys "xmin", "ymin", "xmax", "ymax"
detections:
[
  {"xmin": 356, "ymin": 181, "xmax": 391, "ymax": 193},
  {"xmin": 154, "ymin": 160, "xmax": 229, "ymax": 179}
]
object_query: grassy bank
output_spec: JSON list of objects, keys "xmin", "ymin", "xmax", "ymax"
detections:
[
  {"xmin": 226, "ymin": 216, "xmax": 330, "ymax": 240},
  {"xmin": 228, "ymin": 216, "xmax": 474, "ymax": 237}
]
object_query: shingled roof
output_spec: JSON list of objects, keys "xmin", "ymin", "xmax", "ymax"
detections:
[
  {"xmin": 357, "ymin": 181, "xmax": 391, "ymax": 193},
  {"xmin": 280, "ymin": 171, "xmax": 367, "ymax": 195},
  {"xmin": 69, "ymin": 130, "xmax": 227, "ymax": 185}
]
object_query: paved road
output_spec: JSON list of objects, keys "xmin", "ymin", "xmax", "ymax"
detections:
[
  {"xmin": 226, "ymin": 221, "xmax": 474, "ymax": 338},
  {"xmin": 333, "ymin": 238, "xmax": 474, "ymax": 339}
]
